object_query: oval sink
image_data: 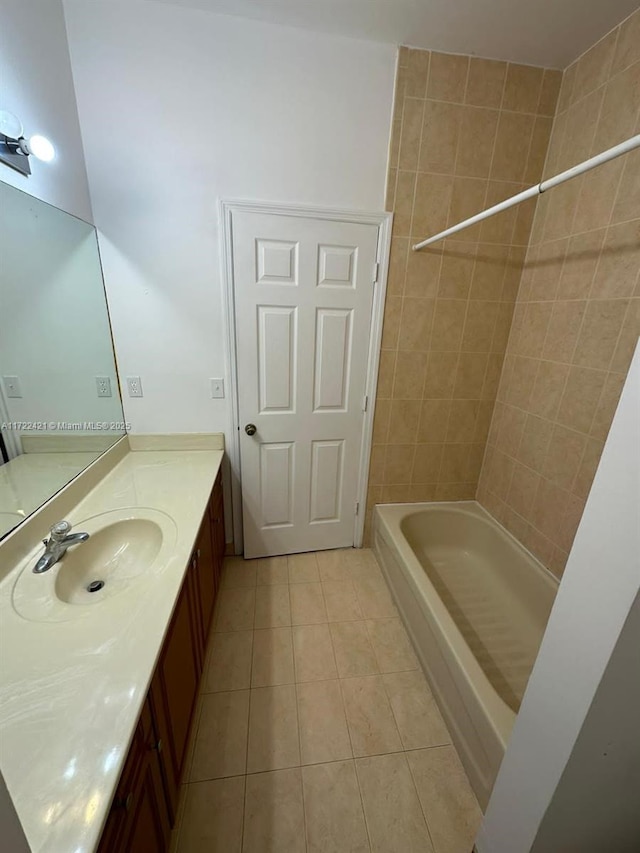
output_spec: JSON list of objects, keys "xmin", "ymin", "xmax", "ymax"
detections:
[
  {"xmin": 55, "ymin": 519, "xmax": 163, "ymax": 604},
  {"xmin": 12, "ymin": 508, "xmax": 177, "ymax": 622}
]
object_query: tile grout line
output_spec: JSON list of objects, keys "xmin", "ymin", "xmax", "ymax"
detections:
[
  {"xmin": 239, "ymin": 773, "xmax": 247, "ymax": 853},
  {"xmin": 404, "ymin": 750, "xmax": 441, "ymax": 853},
  {"xmin": 285, "ymin": 570, "xmax": 306, "ymax": 818},
  {"xmin": 496, "ymin": 184, "xmax": 634, "ymax": 526},
  {"xmin": 518, "ymin": 53, "xmax": 619, "ymax": 520},
  {"xmin": 294, "ymin": 681, "xmax": 310, "ymax": 852},
  {"xmin": 559, "ymin": 55, "xmax": 610, "ymax": 244},
  {"xmin": 213, "ymin": 610, "xmax": 427, "ymax": 633},
  {"xmin": 439, "ymin": 56, "xmax": 515, "ymax": 493},
  {"xmin": 352, "ymin": 758, "xmax": 375, "ymax": 853},
  {"xmin": 184, "ymin": 739, "xmax": 470, "ymax": 785},
  {"xmin": 403, "ymin": 93, "xmax": 563, "ymax": 120},
  {"xmin": 243, "ymin": 620, "xmax": 256, "ymax": 782},
  {"xmin": 339, "ymin": 667, "xmax": 375, "ymax": 852},
  {"xmin": 583, "ymin": 93, "xmax": 640, "ymax": 439},
  {"xmin": 474, "ymin": 65, "xmax": 552, "ymax": 499},
  {"xmin": 193, "ymin": 552, "xmax": 484, "ymax": 849},
  {"xmin": 209, "ymin": 741, "xmax": 460, "ymax": 781}
]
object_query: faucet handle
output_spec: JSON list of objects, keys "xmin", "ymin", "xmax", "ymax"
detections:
[{"xmin": 50, "ymin": 520, "xmax": 72, "ymax": 542}]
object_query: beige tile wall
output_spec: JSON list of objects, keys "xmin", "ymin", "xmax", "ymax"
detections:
[
  {"xmin": 477, "ymin": 9, "xmax": 640, "ymax": 578},
  {"xmin": 365, "ymin": 47, "xmax": 561, "ymax": 541}
]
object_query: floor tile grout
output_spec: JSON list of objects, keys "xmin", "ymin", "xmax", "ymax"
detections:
[
  {"xmin": 183, "ymin": 741, "xmax": 457, "ymax": 787},
  {"xmin": 181, "ymin": 549, "xmax": 476, "ymax": 852},
  {"xmin": 335, "ymin": 669, "xmax": 374, "ymax": 852},
  {"xmin": 182, "ymin": 745, "xmax": 451, "ymax": 786},
  {"xmin": 199, "ymin": 658, "xmax": 423, "ymax": 696},
  {"xmin": 405, "ymin": 750, "xmax": 439, "ymax": 853},
  {"xmin": 212, "ymin": 612, "xmax": 405, "ymax": 633},
  {"xmin": 239, "ymin": 774, "xmax": 247, "ymax": 853}
]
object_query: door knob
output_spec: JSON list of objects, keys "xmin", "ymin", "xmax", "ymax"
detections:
[{"xmin": 245, "ymin": 423, "xmax": 257, "ymax": 436}]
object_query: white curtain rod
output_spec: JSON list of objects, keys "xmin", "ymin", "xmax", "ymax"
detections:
[{"xmin": 412, "ymin": 133, "xmax": 640, "ymax": 251}]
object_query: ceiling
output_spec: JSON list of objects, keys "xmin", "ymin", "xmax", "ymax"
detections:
[{"xmin": 133, "ymin": 0, "xmax": 639, "ymax": 68}]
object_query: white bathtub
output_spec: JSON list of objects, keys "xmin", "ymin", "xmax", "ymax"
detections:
[{"xmin": 373, "ymin": 501, "xmax": 558, "ymax": 808}]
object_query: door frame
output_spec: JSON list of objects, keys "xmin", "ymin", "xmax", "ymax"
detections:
[
  {"xmin": 0, "ymin": 383, "xmax": 21, "ymax": 459},
  {"xmin": 219, "ymin": 200, "xmax": 392, "ymax": 554}
]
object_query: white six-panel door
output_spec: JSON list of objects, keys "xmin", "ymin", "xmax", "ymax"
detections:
[{"xmin": 231, "ymin": 210, "xmax": 380, "ymax": 558}]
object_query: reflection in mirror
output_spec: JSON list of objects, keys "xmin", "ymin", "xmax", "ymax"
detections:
[{"xmin": 0, "ymin": 181, "xmax": 126, "ymax": 540}]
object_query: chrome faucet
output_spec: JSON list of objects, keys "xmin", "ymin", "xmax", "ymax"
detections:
[{"xmin": 33, "ymin": 521, "xmax": 90, "ymax": 574}]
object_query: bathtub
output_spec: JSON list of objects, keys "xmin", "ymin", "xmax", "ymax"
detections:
[{"xmin": 372, "ymin": 501, "xmax": 558, "ymax": 809}]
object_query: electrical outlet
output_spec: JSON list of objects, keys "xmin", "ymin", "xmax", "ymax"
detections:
[
  {"xmin": 210, "ymin": 378, "xmax": 225, "ymax": 399},
  {"xmin": 126, "ymin": 376, "xmax": 143, "ymax": 398},
  {"xmin": 96, "ymin": 376, "xmax": 112, "ymax": 398},
  {"xmin": 2, "ymin": 376, "xmax": 22, "ymax": 398}
]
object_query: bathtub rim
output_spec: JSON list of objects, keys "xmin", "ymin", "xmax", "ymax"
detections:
[{"xmin": 373, "ymin": 500, "xmax": 558, "ymax": 752}]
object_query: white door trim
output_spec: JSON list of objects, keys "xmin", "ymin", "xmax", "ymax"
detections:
[
  {"xmin": 219, "ymin": 199, "xmax": 392, "ymax": 553},
  {"xmin": 0, "ymin": 385, "xmax": 21, "ymax": 459}
]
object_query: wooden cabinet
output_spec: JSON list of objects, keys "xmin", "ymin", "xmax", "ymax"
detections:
[
  {"xmin": 98, "ymin": 701, "xmax": 170, "ymax": 853},
  {"xmin": 209, "ymin": 469, "xmax": 225, "ymax": 588},
  {"xmin": 150, "ymin": 575, "xmax": 200, "ymax": 823},
  {"xmin": 197, "ymin": 468, "xmax": 225, "ymax": 652},
  {"xmin": 189, "ymin": 469, "xmax": 225, "ymax": 669},
  {"xmin": 192, "ymin": 512, "xmax": 215, "ymax": 658},
  {"xmin": 99, "ymin": 470, "xmax": 226, "ymax": 851}
]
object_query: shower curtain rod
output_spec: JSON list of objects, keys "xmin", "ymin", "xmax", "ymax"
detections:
[{"xmin": 412, "ymin": 133, "xmax": 640, "ymax": 251}]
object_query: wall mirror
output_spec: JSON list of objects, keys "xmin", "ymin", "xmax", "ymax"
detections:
[{"xmin": 0, "ymin": 181, "xmax": 126, "ymax": 540}]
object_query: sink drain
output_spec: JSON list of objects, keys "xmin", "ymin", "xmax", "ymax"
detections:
[{"xmin": 87, "ymin": 580, "xmax": 105, "ymax": 593}]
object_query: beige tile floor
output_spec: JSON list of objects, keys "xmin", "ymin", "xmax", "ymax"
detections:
[{"xmin": 170, "ymin": 549, "xmax": 481, "ymax": 853}]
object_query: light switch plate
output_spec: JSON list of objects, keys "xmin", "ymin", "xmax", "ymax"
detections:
[
  {"xmin": 2, "ymin": 376, "xmax": 22, "ymax": 398},
  {"xmin": 126, "ymin": 376, "xmax": 143, "ymax": 398},
  {"xmin": 96, "ymin": 377, "xmax": 112, "ymax": 398},
  {"xmin": 210, "ymin": 378, "xmax": 225, "ymax": 399}
]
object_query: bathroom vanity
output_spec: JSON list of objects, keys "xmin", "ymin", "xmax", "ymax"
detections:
[
  {"xmin": 98, "ymin": 464, "xmax": 225, "ymax": 852},
  {"xmin": 0, "ymin": 438, "xmax": 226, "ymax": 852}
]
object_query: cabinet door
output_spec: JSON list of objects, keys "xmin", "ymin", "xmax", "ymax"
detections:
[
  {"xmin": 99, "ymin": 471, "xmax": 225, "ymax": 847},
  {"xmin": 150, "ymin": 576, "xmax": 200, "ymax": 822},
  {"xmin": 122, "ymin": 755, "xmax": 170, "ymax": 853},
  {"xmin": 193, "ymin": 512, "xmax": 215, "ymax": 647},
  {"xmin": 210, "ymin": 471, "xmax": 225, "ymax": 586},
  {"xmin": 98, "ymin": 701, "xmax": 169, "ymax": 853},
  {"xmin": 97, "ymin": 729, "xmax": 140, "ymax": 853}
]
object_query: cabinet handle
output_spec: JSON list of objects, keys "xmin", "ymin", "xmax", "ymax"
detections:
[
  {"xmin": 197, "ymin": 549, "xmax": 201, "ymax": 559},
  {"xmin": 115, "ymin": 793, "xmax": 133, "ymax": 812},
  {"xmin": 151, "ymin": 738, "xmax": 163, "ymax": 754}
]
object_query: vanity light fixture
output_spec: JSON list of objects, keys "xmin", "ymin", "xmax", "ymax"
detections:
[{"xmin": 0, "ymin": 109, "xmax": 56, "ymax": 176}]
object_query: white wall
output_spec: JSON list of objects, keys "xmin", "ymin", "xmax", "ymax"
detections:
[
  {"xmin": 530, "ymin": 590, "xmax": 640, "ymax": 852},
  {"xmin": 476, "ymin": 341, "xmax": 640, "ymax": 853},
  {"xmin": 63, "ymin": 0, "xmax": 396, "ymax": 435},
  {"xmin": 0, "ymin": 0, "xmax": 92, "ymax": 222}
]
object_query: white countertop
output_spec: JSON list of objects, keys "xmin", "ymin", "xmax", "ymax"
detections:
[{"xmin": 0, "ymin": 447, "xmax": 224, "ymax": 853}]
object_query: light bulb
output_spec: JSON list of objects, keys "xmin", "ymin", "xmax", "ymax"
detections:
[{"xmin": 27, "ymin": 134, "xmax": 55, "ymax": 162}]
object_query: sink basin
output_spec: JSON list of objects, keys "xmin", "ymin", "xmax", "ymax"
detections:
[
  {"xmin": 12, "ymin": 508, "xmax": 177, "ymax": 622},
  {"xmin": 55, "ymin": 518, "xmax": 163, "ymax": 604}
]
